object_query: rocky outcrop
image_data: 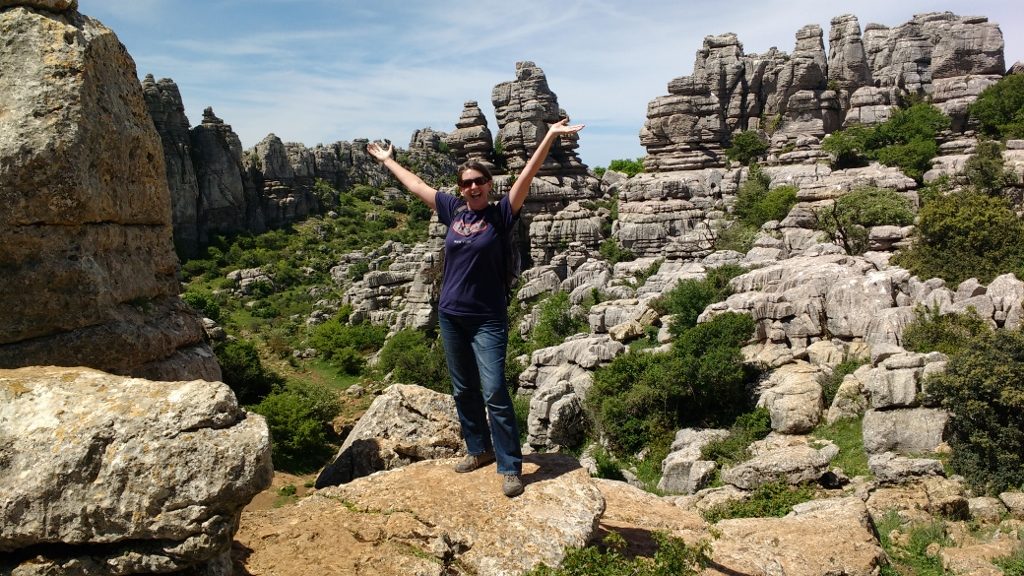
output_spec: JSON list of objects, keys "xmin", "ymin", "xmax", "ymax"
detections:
[
  {"xmin": 239, "ymin": 454, "xmax": 605, "ymax": 576},
  {"xmin": 315, "ymin": 384, "xmax": 463, "ymax": 488},
  {"xmin": 640, "ymin": 12, "xmax": 1006, "ymax": 172},
  {"xmin": 190, "ymin": 106, "xmax": 265, "ymax": 241},
  {"xmin": 0, "ymin": 366, "xmax": 272, "ymax": 575},
  {"xmin": 142, "ymin": 74, "xmax": 201, "ymax": 256},
  {"xmin": 446, "ymin": 100, "xmax": 497, "ymax": 170},
  {"xmin": 0, "ymin": 5, "xmax": 218, "ymax": 381}
]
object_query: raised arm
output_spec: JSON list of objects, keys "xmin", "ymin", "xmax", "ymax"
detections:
[
  {"xmin": 507, "ymin": 119, "xmax": 585, "ymax": 214},
  {"xmin": 367, "ymin": 141, "xmax": 438, "ymax": 210}
]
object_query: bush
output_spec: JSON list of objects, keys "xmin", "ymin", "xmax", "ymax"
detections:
[
  {"xmin": 376, "ymin": 329, "xmax": 450, "ymax": 393},
  {"xmin": 969, "ymin": 73, "xmax": 1024, "ymax": 139},
  {"xmin": 607, "ymin": 158, "xmax": 645, "ymax": 177},
  {"xmin": 530, "ymin": 292, "xmax": 588, "ymax": 350},
  {"xmin": 964, "ymin": 139, "xmax": 1015, "ymax": 195},
  {"xmin": 215, "ymin": 339, "xmax": 283, "ymax": 406},
  {"xmin": 925, "ymin": 328, "xmax": 1024, "ymax": 494},
  {"xmin": 902, "ymin": 306, "xmax": 993, "ymax": 356},
  {"xmin": 892, "ymin": 190, "xmax": 1024, "ymax": 284},
  {"xmin": 525, "ymin": 531, "xmax": 709, "ymax": 576},
  {"xmin": 252, "ymin": 380, "xmax": 341, "ymax": 473},
  {"xmin": 181, "ymin": 289, "xmax": 221, "ymax": 322},
  {"xmin": 733, "ymin": 164, "xmax": 798, "ymax": 228},
  {"xmin": 588, "ymin": 312, "xmax": 757, "ymax": 455},
  {"xmin": 599, "ymin": 238, "xmax": 635, "ymax": 264},
  {"xmin": 822, "ymin": 124, "xmax": 874, "ymax": 169},
  {"xmin": 817, "ymin": 355, "xmax": 868, "ymax": 406},
  {"xmin": 816, "ymin": 187, "xmax": 914, "ymax": 255},
  {"xmin": 651, "ymin": 265, "xmax": 745, "ymax": 335},
  {"xmin": 725, "ymin": 131, "xmax": 769, "ymax": 166},
  {"xmin": 702, "ymin": 481, "xmax": 815, "ymax": 523},
  {"xmin": 700, "ymin": 407, "xmax": 772, "ymax": 466}
]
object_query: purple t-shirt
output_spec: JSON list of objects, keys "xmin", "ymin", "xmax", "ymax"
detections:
[{"xmin": 435, "ymin": 191, "xmax": 516, "ymax": 318}]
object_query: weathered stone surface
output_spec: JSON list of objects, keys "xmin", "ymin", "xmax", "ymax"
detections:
[
  {"xmin": 0, "ymin": 0, "xmax": 76, "ymax": 10},
  {"xmin": 862, "ymin": 407, "xmax": 949, "ymax": 455},
  {"xmin": 869, "ymin": 451, "xmax": 946, "ymax": 483},
  {"xmin": 239, "ymin": 454, "xmax": 605, "ymax": 576},
  {"xmin": 757, "ymin": 361, "xmax": 824, "ymax": 434},
  {"xmin": 315, "ymin": 384, "xmax": 463, "ymax": 488},
  {"xmin": 0, "ymin": 366, "xmax": 272, "ymax": 574},
  {"xmin": 446, "ymin": 100, "xmax": 496, "ymax": 170},
  {"xmin": 721, "ymin": 434, "xmax": 838, "ymax": 489},
  {"xmin": 0, "ymin": 6, "xmax": 218, "ymax": 381},
  {"xmin": 709, "ymin": 497, "xmax": 885, "ymax": 576},
  {"xmin": 658, "ymin": 428, "xmax": 730, "ymax": 495},
  {"xmin": 593, "ymin": 478, "xmax": 708, "ymax": 554}
]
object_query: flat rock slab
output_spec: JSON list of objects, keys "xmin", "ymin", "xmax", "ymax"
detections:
[{"xmin": 235, "ymin": 453, "xmax": 604, "ymax": 576}]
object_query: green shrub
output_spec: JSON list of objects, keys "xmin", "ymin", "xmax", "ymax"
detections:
[
  {"xmin": 969, "ymin": 73, "xmax": 1024, "ymax": 139},
  {"xmin": 925, "ymin": 328, "xmax": 1024, "ymax": 494},
  {"xmin": 892, "ymin": 190, "xmax": 1024, "ymax": 285},
  {"xmin": 816, "ymin": 187, "xmax": 915, "ymax": 255},
  {"xmin": 725, "ymin": 131, "xmax": 769, "ymax": 166},
  {"xmin": 252, "ymin": 380, "xmax": 341, "ymax": 473},
  {"xmin": 588, "ymin": 312, "xmax": 757, "ymax": 456},
  {"xmin": 700, "ymin": 407, "xmax": 772, "ymax": 466},
  {"xmin": 525, "ymin": 531, "xmax": 709, "ymax": 576},
  {"xmin": 822, "ymin": 125, "xmax": 874, "ymax": 169},
  {"xmin": 530, "ymin": 292, "xmax": 588, "ymax": 350},
  {"xmin": 607, "ymin": 158, "xmax": 645, "ymax": 177},
  {"xmin": 902, "ymin": 306, "xmax": 993, "ymax": 356},
  {"xmin": 875, "ymin": 511, "xmax": 951, "ymax": 576},
  {"xmin": 181, "ymin": 289, "xmax": 222, "ymax": 322},
  {"xmin": 733, "ymin": 164, "xmax": 798, "ymax": 228},
  {"xmin": 376, "ymin": 329, "xmax": 450, "ymax": 393},
  {"xmin": 817, "ymin": 355, "xmax": 868, "ymax": 406},
  {"xmin": 310, "ymin": 317, "xmax": 387, "ymax": 356},
  {"xmin": 651, "ymin": 265, "xmax": 745, "ymax": 335},
  {"xmin": 599, "ymin": 238, "xmax": 635, "ymax": 264},
  {"xmin": 964, "ymin": 139, "xmax": 1015, "ymax": 195},
  {"xmin": 823, "ymin": 103, "xmax": 949, "ymax": 182},
  {"xmin": 994, "ymin": 546, "xmax": 1024, "ymax": 576},
  {"xmin": 702, "ymin": 481, "xmax": 815, "ymax": 523},
  {"xmin": 215, "ymin": 339, "xmax": 283, "ymax": 406}
]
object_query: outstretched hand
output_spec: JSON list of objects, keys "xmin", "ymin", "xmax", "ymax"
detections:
[
  {"xmin": 548, "ymin": 118, "xmax": 585, "ymax": 137},
  {"xmin": 366, "ymin": 141, "xmax": 393, "ymax": 163}
]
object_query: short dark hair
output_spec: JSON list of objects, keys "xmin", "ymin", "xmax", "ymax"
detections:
[{"xmin": 457, "ymin": 161, "xmax": 493, "ymax": 181}]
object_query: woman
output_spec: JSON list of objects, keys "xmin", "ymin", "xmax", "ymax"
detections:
[{"xmin": 367, "ymin": 119, "xmax": 585, "ymax": 497}]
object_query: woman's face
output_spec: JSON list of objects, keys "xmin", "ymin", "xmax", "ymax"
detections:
[{"xmin": 458, "ymin": 168, "xmax": 491, "ymax": 211}]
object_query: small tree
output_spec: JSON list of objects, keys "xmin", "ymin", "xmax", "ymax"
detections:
[
  {"xmin": 816, "ymin": 187, "xmax": 915, "ymax": 255},
  {"xmin": 725, "ymin": 131, "xmax": 769, "ymax": 166},
  {"xmin": 964, "ymin": 139, "xmax": 1014, "ymax": 195},
  {"xmin": 607, "ymin": 158, "xmax": 645, "ymax": 177}
]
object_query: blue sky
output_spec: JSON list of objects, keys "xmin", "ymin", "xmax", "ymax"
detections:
[{"xmin": 86, "ymin": 1, "xmax": 1022, "ymax": 168}]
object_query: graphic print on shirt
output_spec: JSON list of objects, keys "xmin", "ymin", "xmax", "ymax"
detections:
[{"xmin": 450, "ymin": 216, "xmax": 489, "ymax": 237}]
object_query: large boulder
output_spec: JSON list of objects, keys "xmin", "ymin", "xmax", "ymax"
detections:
[
  {"xmin": 0, "ymin": 5, "xmax": 218, "ymax": 381},
  {"xmin": 315, "ymin": 383, "xmax": 463, "ymax": 488},
  {"xmin": 0, "ymin": 366, "xmax": 272, "ymax": 574}
]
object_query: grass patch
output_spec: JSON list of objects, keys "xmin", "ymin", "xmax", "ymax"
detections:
[
  {"xmin": 811, "ymin": 417, "xmax": 870, "ymax": 478},
  {"xmin": 702, "ymin": 481, "xmax": 815, "ymax": 523},
  {"xmin": 876, "ymin": 510, "xmax": 951, "ymax": 576}
]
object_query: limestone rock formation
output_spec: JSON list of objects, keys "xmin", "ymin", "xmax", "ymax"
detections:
[
  {"xmin": 142, "ymin": 74, "xmax": 201, "ymax": 257},
  {"xmin": 0, "ymin": 5, "xmax": 219, "ymax": 381},
  {"xmin": 446, "ymin": 100, "xmax": 497, "ymax": 170},
  {"xmin": 0, "ymin": 366, "xmax": 272, "ymax": 575},
  {"xmin": 190, "ymin": 106, "xmax": 265, "ymax": 240},
  {"xmin": 238, "ymin": 454, "xmax": 605, "ymax": 576},
  {"xmin": 315, "ymin": 384, "xmax": 463, "ymax": 488},
  {"xmin": 640, "ymin": 11, "xmax": 1007, "ymax": 172}
]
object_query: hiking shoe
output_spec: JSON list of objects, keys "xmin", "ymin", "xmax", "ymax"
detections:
[
  {"xmin": 454, "ymin": 452, "xmax": 495, "ymax": 473},
  {"xmin": 502, "ymin": 474, "xmax": 524, "ymax": 498}
]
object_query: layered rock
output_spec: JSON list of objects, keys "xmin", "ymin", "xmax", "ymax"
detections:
[
  {"xmin": 0, "ymin": 366, "xmax": 272, "ymax": 575},
  {"xmin": 446, "ymin": 100, "xmax": 496, "ymax": 170},
  {"xmin": 142, "ymin": 74, "xmax": 201, "ymax": 256},
  {"xmin": 0, "ymin": 5, "xmax": 218, "ymax": 380}
]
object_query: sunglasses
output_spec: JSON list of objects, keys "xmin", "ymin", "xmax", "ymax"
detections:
[{"xmin": 458, "ymin": 176, "xmax": 490, "ymax": 188}]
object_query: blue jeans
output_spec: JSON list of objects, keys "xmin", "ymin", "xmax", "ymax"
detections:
[{"xmin": 438, "ymin": 311, "xmax": 522, "ymax": 475}]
